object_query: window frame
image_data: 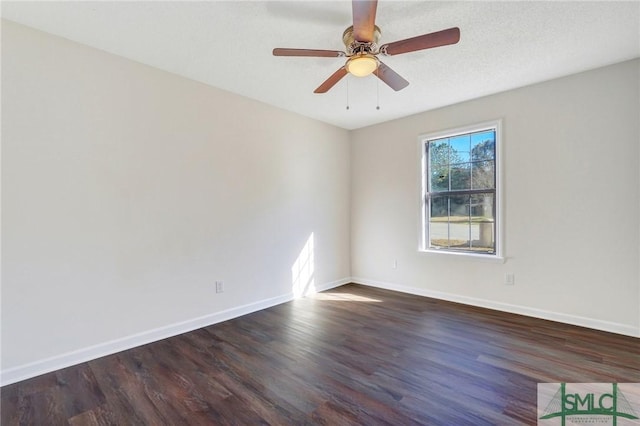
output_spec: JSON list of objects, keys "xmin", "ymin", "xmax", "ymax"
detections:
[{"xmin": 419, "ymin": 119, "xmax": 504, "ymax": 261}]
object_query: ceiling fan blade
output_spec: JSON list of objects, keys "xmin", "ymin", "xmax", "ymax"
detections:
[
  {"xmin": 352, "ymin": 0, "xmax": 378, "ymax": 42},
  {"xmin": 273, "ymin": 48, "xmax": 345, "ymax": 57},
  {"xmin": 380, "ymin": 27, "xmax": 460, "ymax": 56},
  {"xmin": 314, "ymin": 67, "xmax": 348, "ymax": 93},
  {"xmin": 374, "ymin": 61, "xmax": 409, "ymax": 91}
]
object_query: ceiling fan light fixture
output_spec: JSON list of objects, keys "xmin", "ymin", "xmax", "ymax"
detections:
[{"xmin": 346, "ymin": 54, "xmax": 378, "ymax": 77}]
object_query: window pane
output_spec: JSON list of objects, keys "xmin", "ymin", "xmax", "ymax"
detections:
[
  {"xmin": 429, "ymin": 139, "xmax": 450, "ymax": 166},
  {"xmin": 430, "ymin": 196, "xmax": 448, "ymax": 219},
  {"xmin": 447, "ymin": 195, "xmax": 470, "ymax": 249},
  {"xmin": 429, "ymin": 196, "xmax": 449, "ymax": 248},
  {"xmin": 472, "ymin": 160, "xmax": 494, "ymax": 189},
  {"xmin": 449, "ymin": 195, "xmax": 471, "ymax": 250},
  {"xmin": 431, "ymin": 168, "xmax": 449, "ymax": 191},
  {"xmin": 450, "ymin": 135, "xmax": 470, "ymax": 163},
  {"xmin": 471, "ymin": 131, "xmax": 495, "ymax": 161},
  {"xmin": 470, "ymin": 193, "xmax": 494, "ymax": 220},
  {"xmin": 450, "ymin": 163, "xmax": 471, "ymax": 190},
  {"xmin": 470, "ymin": 221, "xmax": 494, "ymax": 252},
  {"xmin": 470, "ymin": 194, "xmax": 495, "ymax": 252},
  {"xmin": 449, "ymin": 220, "xmax": 471, "ymax": 249},
  {"xmin": 450, "ymin": 194, "xmax": 470, "ymax": 218},
  {"xmin": 429, "ymin": 139, "xmax": 450, "ymax": 191}
]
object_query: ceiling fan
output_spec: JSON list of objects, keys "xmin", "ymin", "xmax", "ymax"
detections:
[{"xmin": 272, "ymin": 0, "xmax": 460, "ymax": 94}]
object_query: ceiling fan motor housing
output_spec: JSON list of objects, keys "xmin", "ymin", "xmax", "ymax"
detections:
[{"xmin": 343, "ymin": 25, "xmax": 381, "ymax": 55}]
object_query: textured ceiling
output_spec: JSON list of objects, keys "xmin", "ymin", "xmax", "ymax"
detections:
[{"xmin": 2, "ymin": 1, "xmax": 639, "ymax": 130}]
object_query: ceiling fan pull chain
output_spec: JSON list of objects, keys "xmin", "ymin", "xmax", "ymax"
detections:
[
  {"xmin": 376, "ymin": 76, "xmax": 380, "ymax": 110},
  {"xmin": 346, "ymin": 77, "xmax": 350, "ymax": 110}
]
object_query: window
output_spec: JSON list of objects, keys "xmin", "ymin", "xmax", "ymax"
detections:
[{"xmin": 420, "ymin": 120, "xmax": 502, "ymax": 258}]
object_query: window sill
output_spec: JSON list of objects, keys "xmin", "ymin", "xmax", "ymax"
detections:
[{"xmin": 419, "ymin": 248, "xmax": 506, "ymax": 264}]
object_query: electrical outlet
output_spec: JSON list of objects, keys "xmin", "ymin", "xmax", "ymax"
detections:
[
  {"xmin": 215, "ymin": 281, "xmax": 224, "ymax": 293},
  {"xmin": 504, "ymin": 273, "xmax": 515, "ymax": 286}
]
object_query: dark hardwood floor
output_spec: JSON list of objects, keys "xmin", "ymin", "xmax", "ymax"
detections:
[{"xmin": 2, "ymin": 283, "xmax": 639, "ymax": 425}]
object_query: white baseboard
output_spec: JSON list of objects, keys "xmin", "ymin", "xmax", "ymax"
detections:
[
  {"xmin": 0, "ymin": 277, "xmax": 351, "ymax": 387},
  {"xmin": 351, "ymin": 277, "xmax": 640, "ymax": 338},
  {"xmin": 315, "ymin": 277, "xmax": 350, "ymax": 293}
]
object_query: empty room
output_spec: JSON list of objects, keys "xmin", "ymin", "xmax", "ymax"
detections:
[{"xmin": 1, "ymin": 1, "xmax": 639, "ymax": 424}]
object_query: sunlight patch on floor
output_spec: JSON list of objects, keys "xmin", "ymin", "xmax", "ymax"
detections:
[{"xmin": 314, "ymin": 292, "xmax": 382, "ymax": 303}]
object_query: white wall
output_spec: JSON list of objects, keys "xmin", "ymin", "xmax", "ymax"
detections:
[
  {"xmin": 1, "ymin": 20, "xmax": 351, "ymax": 381},
  {"xmin": 351, "ymin": 59, "xmax": 640, "ymax": 336}
]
